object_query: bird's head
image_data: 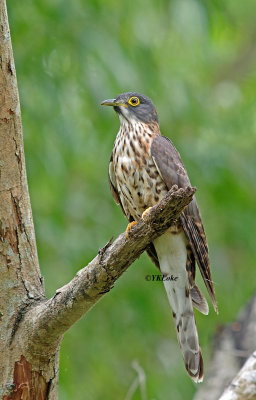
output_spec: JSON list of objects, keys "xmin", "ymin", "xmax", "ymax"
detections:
[{"xmin": 101, "ymin": 92, "xmax": 159, "ymax": 124}]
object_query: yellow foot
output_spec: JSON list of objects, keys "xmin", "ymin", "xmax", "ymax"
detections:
[
  {"xmin": 142, "ymin": 207, "xmax": 152, "ymax": 221},
  {"xmin": 125, "ymin": 221, "xmax": 138, "ymax": 238}
]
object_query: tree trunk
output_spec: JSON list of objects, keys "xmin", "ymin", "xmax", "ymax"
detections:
[
  {"xmin": 0, "ymin": 1, "xmax": 60, "ymax": 398},
  {"xmin": 0, "ymin": 3, "xmax": 197, "ymax": 399}
]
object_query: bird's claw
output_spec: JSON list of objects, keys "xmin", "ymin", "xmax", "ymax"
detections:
[
  {"xmin": 125, "ymin": 221, "xmax": 138, "ymax": 238},
  {"xmin": 142, "ymin": 207, "xmax": 152, "ymax": 221}
]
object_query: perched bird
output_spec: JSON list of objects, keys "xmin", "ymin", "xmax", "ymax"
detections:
[{"xmin": 101, "ymin": 92, "xmax": 218, "ymax": 382}]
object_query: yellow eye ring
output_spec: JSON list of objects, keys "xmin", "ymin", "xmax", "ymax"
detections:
[{"xmin": 128, "ymin": 96, "xmax": 140, "ymax": 107}]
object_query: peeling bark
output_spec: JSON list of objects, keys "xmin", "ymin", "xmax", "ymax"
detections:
[
  {"xmin": 3, "ymin": 356, "xmax": 50, "ymax": 400},
  {"xmin": 0, "ymin": 1, "xmax": 57, "ymax": 398}
]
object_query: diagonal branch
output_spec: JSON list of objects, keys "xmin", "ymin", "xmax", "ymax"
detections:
[
  {"xmin": 194, "ymin": 294, "xmax": 256, "ymax": 400},
  {"xmin": 24, "ymin": 185, "xmax": 196, "ymax": 352},
  {"xmin": 219, "ymin": 351, "xmax": 256, "ymax": 400}
]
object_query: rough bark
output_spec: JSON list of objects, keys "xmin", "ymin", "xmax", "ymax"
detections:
[
  {"xmin": 219, "ymin": 351, "xmax": 256, "ymax": 400},
  {"xmin": 194, "ymin": 294, "xmax": 256, "ymax": 400},
  {"xmin": 0, "ymin": 3, "xmax": 197, "ymax": 398},
  {"xmin": 0, "ymin": 1, "xmax": 54, "ymax": 398}
]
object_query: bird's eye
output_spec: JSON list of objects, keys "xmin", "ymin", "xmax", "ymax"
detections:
[{"xmin": 128, "ymin": 96, "xmax": 140, "ymax": 106}]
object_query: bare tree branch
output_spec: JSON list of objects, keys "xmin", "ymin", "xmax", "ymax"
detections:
[
  {"xmin": 219, "ymin": 351, "xmax": 256, "ymax": 400},
  {"xmin": 194, "ymin": 294, "xmax": 256, "ymax": 400},
  {"xmin": 23, "ymin": 186, "xmax": 196, "ymax": 353}
]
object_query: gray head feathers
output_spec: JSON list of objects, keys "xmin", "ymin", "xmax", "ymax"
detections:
[{"xmin": 101, "ymin": 92, "xmax": 159, "ymax": 124}]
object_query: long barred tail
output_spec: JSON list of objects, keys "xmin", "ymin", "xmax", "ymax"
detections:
[
  {"xmin": 154, "ymin": 231, "xmax": 206, "ymax": 382},
  {"xmin": 166, "ymin": 283, "xmax": 204, "ymax": 382}
]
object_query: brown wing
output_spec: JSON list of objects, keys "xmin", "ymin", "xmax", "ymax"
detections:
[
  {"xmin": 109, "ymin": 152, "xmax": 160, "ymax": 267},
  {"xmin": 151, "ymin": 135, "xmax": 218, "ymax": 312}
]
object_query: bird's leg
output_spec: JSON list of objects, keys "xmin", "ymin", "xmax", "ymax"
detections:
[
  {"xmin": 125, "ymin": 221, "xmax": 138, "ymax": 238},
  {"xmin": 142, "ymin": 207, "xmax": 153, "ymax": 221}
]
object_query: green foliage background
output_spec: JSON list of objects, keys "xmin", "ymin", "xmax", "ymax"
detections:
[{"xmin": 8, "ymin": 0, "xmax": 256, "ymax": 399}]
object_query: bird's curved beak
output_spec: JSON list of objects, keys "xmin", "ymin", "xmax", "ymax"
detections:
[{"xmin": 101, "ymin": 99, "xmax": 128, "ymax": 107}]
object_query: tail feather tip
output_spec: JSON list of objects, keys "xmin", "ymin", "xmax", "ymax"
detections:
[{"xmin": 186, "ymin": 350, "xmax": 204, "ymax": 383}]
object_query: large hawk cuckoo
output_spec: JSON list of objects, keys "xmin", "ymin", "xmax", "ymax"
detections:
[{"xmin": 101, "ymin": 92, "xmax": 218, "ymax": 382}]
